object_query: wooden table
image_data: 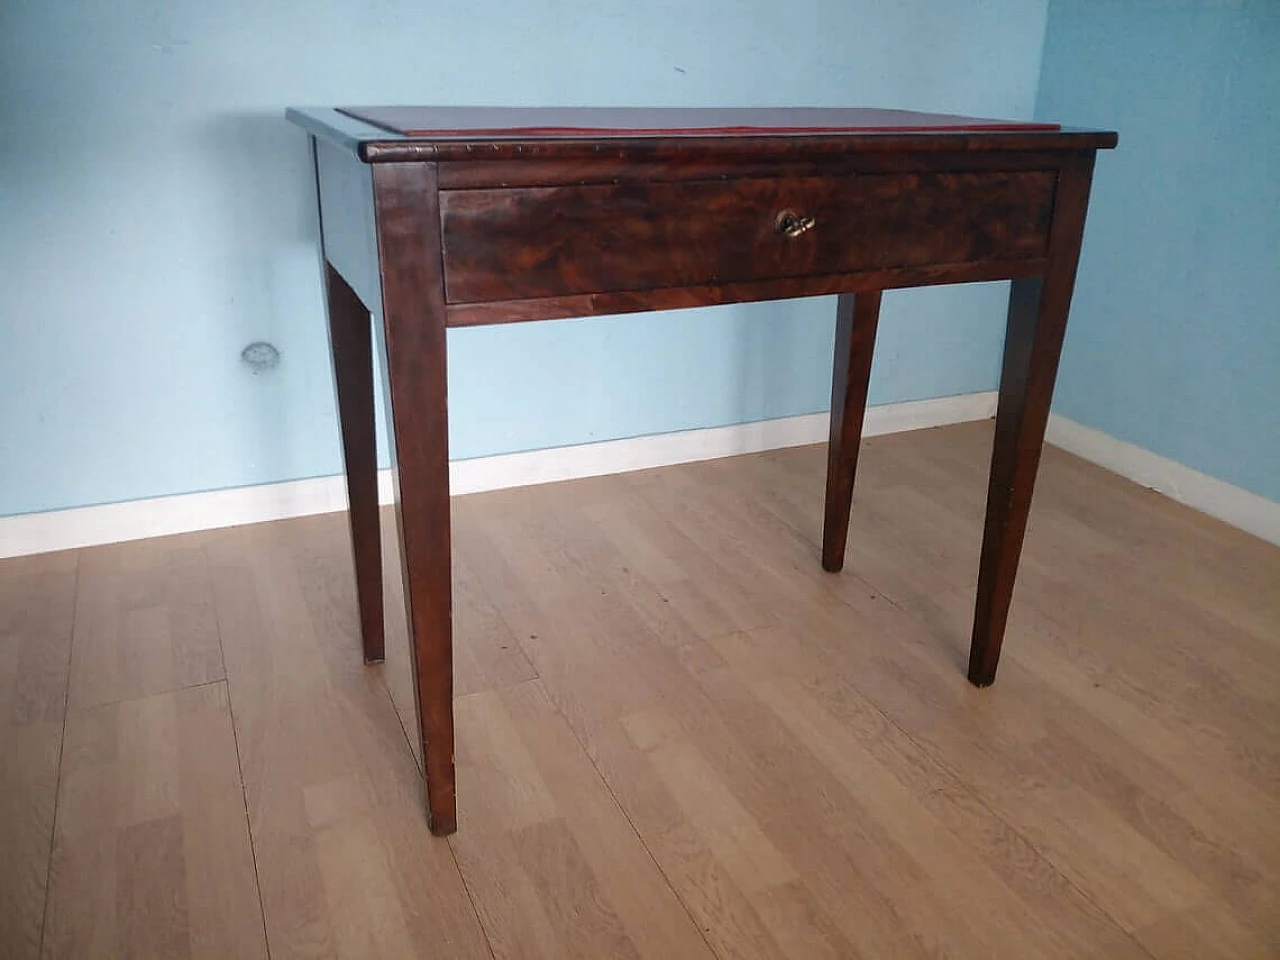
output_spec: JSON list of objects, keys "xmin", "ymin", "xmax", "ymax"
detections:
[{"xmin": 287, "ymin": 106, "xmax": 1116, "ymax": 835}]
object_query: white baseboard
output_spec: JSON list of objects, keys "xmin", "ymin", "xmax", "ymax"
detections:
[
  {"xmin": 449, "ymin": 390, "xmax": 997, "ymax": 496},
  {"xmin": 1046, "ymin": 415, "xmax": 1280, "ymax": 547},
  {"xmin": 0, "ymin": 392, "xmax": 996, "ymax": 559}
]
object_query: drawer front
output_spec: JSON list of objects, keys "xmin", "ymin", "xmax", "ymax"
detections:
[{"xmin": 439, "ymin": 170, "xmax": 1056, "ymax": 304}]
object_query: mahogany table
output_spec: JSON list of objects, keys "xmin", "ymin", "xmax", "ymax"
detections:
[{"xmin": 287, "ymin": 106, "xmax": 1117, "ymax": 835}]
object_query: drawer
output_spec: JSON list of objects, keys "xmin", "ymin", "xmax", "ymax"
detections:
[{"xmin": 439, "ymin": 170, "xmax": 1056, "ymax": 304}]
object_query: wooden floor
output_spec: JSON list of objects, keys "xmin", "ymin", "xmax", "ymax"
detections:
[{"xmin": 3, "ymin": 421, "xmax": 1278, "ymax": 959}]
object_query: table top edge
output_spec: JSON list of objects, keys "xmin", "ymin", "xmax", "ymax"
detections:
[{"xmin": 287, "ymin": 107, "xmax": 1118, "ymax": 161}]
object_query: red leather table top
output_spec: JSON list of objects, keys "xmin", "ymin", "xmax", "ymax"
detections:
[{"xmin": 340, "ymin": 106, "xmax": 1059, "ymax": 139}]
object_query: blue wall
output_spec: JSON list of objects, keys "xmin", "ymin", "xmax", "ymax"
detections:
[
  {"xmin": 1039, "ymin": 1, "xmax": 1280, "ymax": 502},
  {"xmin": 0, "ymin": 0, "xmax": 1050, "ymax": 517}
]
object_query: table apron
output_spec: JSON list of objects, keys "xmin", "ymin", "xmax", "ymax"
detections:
[{"xmin": 439, "ymin": 169, "xmax": 1057, "ymax": 307}]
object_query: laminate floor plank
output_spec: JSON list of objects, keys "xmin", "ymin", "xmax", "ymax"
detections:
[
  {"xmin": 463, "ymin": 428, "xmax": 1278, "ymax": 956},
  {"xmin": 451, "ymin": 679, "xmax": 713, "ymax": 959},
  {"xmin": 41, "ymin": 682, "xmax": 266, "ymax": 959},
  {"xmin": 11, "ymin": 422, "xmax": 1278, "ymax": 958},
  {"xmin": 0, "ymin": 550, "xmax": 77, "ymax": 960},
  {"xmin": 204, "ymin": 521, "xmax": 493, "ymax": 960},
  {"xmin": 68, "ymin": 535, "xmax": 224, "ymax": 709}
]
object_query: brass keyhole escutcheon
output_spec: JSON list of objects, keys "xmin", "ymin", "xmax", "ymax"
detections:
[{"xmin": 775, "ymin": 209, "xmax": 816, "ymax": 238}]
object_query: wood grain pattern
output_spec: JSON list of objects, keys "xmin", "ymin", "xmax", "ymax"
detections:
[
  {"xmin": 448, "ymin": 426, "xmax": 1277, "ymax": 957},
  {"xmin": 435, "ymin": 148, "xmax": 1073, "ymax": 190},
  {"xmin": 68, "ymin": 536, "xmax": 224, "ymax": 709},
  {"xmin": 822, "ymin": 290, "xmax": 882, "ymax": 572},
  {"xmin": 444, "ymin": 258, "xmax": 1046, "ymax": 327},
  {"xmin": 9, "ymin": 422, "xmax": 1276, "ymax": 959},
  {"xmin": 325, "ymin": 118, "xmax": 1117, "ymax": 165},
  {"xmin": 380, "ymin": 504, "xmax": 540, "ymax": 770},
  {"xmin": 0, "ymin": 550, "xmax": 76, "ymax": 960},
  {"xmin": 303, "ymin": 112, "xmax": 1116, "ymax": 842},
  {"xmin": 203, "ymin": 518, "xmax": 492, "ymax": 959},
  {"xmin": 371, "ymin": 161, "xmax": 458, "ymax": 835},
  {"xmin": 969, "ymin": 151, "xmax": 1097, "ymax": 685},
  {"xmin": 323, "ymin": 263, "xmax": 385, "ymax": 664},
  {"xmin": 41, "ymin": 682, "xmax": 266, "ymax": 959},
  {"xmin": 451, "ymin": 679, "xmax": 713, "ymax": 959},
  {"xmin": 440, "ymin": 171, "xmax": 1055, "ymax": 304}
]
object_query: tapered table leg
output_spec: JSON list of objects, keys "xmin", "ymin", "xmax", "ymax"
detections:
[
  {"xmin": 323, "ymin": 262, "xmax": 385, "ymax": 663},
  {"xmin": 822, "ymin": 290, "xmax": 883, "ymax": 572},
  {"xmin": 372, "ymin": 161, "xmax": 457, "ymax": 835},
  {"xmin": 969, "ymin": 153, "xmax": 1097, "ymax": 686}
]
